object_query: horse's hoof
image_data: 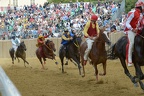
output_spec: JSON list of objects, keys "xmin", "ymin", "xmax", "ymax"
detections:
[
  {"xmin": 135, "ymin": 78, "xmax": 140, "ymax": 82},
  {"xmin": 65, "ymin": 62, "xmax": 68, "ymax": 65},
  {"xmin": 41, "ymin": 67, "xmax": 45, "ymax": 70},
  {"xmin": 82, "ymin": 75, "xmax": 85, "ymax": 77},
  {"xmin": 58, "ymin": 67, "xmax": 61, "ymax": 70},
  {"xmin": 99, "ymin": 73, "xmax": 106, "ymax": 76},
  {"xmin": 62, "ymin": 71, "xmax": 67, "ymax": 74},
  {"xmin": 55, "ymin": 62, "xmax": 58, "ymax": 65},
  {"xmin": 134, "ymin": 83, "xmax": 139, "ymax": 87}
]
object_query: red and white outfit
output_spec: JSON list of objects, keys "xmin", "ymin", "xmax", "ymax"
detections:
[{"xmin": 125, "ymin": 8, "xmax": 143, "ymax": 66}]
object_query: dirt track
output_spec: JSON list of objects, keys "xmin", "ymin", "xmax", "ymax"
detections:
[{"xmin": 0, "ymin": 57, "xmax": 144, "ymax": 96}]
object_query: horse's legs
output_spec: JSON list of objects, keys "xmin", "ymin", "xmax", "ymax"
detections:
[
  {"xmin": 51, "ymin": 56, "xmax": 58, "ymax": 65},
  {"xmin": 65, "ymin": 58, "xmax": 68, "ymax": 65},
  {"xmin": 60, "ymin": 56, "xmax": 65, "ymax": 73},
  {"xmin": 99, "ymin": 62, "xmax": 106, "ymax": 76},
  {"xmin": 71, "ymin": 56, "xmax": 81, "ymax": 75},
  {"xmin": 93, "ymin": 64, "xmax": 98, "ymax": 81},
  {"xmin": 133, "ymin": 63, "xmax": 144, "ymax": 90},
  {"xmin": 119, "ymin": 57, "xmax": 138, "ymax": 86},
  {"xmin": 17, "ymin": 57, "xmax": 20, "ymax": 63},
  {"xmin": 139, "ymin": 80, "xmax": 144, "ymax": 90},
  {"xmin": 20, "ymin": 57, "xmax": 31, "ymax": 67},
  {"xmin": 10, "ymin": 55, "xmax": 15, "ymax": 64},
  {"xmin": 134, "ymin": 63, "xmax": 144, "ymax": 80},
  {"xmin": 81, "ymin": 58, "xmax": 85, "ymax": 77},
  {"xmin": 39, "ymin": 57, "xmax": 45, "ymax": 69},
  {"xmin": 69, "ymin": 58, "xmax": 77, "ymax": 66},
  {"xmin": 43, "ymin": 58, "xmax": 46, "ymax": 64}
]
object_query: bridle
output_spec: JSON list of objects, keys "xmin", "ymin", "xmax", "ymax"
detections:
[{"xmin": 73, "ymin": 37, "xmax": 81, "ymax": 48}]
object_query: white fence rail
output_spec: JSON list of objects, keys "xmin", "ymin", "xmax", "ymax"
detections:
[{"xmin": 0, "ymin": 66, "xmax": 21, "ymax": 96}]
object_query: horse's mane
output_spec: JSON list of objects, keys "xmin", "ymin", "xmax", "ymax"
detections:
[
  {"xmin": 94, "ymin": 27, "xmax": 104, "ymax": 42},
  {"xmin": 17, "ymin": 41, "xmax": 26, "ymax": 51},
  {"xmin": 45, "ymin": 39, "xmax": 51, "ymax": 45},
  {"xmin": 72, "ymin": 35, "xmax": 82, "ymax": 46},
  {"xmin": 134, "ymin": 28, "xmax": 144, "ymax": 53}
]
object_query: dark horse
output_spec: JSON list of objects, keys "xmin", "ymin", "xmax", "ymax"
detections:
[
  {"xmin": 9, "ymin": 41, "xmax": 31, "ymax": 67},
  {"xmin": 112, "ymin": 28, "xmax": 144, "ymax": 90},
  {"xmin": 59, "ymin": 35, "xmax": 82, "ymax": 74},
  {"xmin": 36, "ymin": 39, "xmax": 58, "ymax": 69},
  {"xmin": 80, "ymin": 27, "xmax": 111, "ymax": 81}
]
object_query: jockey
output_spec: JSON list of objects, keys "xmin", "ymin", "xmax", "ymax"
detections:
[
  {"xmin": 11, "ymin": 34, "xmax": 21, "ymax": 52},
  {"xmin": 61, "ymin": 28, "xmax": 74, "ymax": 49},
  {"xmin": 36, "ymin": 34, "xmax": 51, "ymax": 58},
  {"xmin": 124, "ymin": 0, "xmax": 144, "ymax": 67},
  {"xmin": 83, "ymin": 14, "xmax": 100, "ymax": 65}
]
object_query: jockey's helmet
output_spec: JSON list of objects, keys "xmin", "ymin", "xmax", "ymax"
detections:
[
  {"xmin": 135, "ymin": 0, "xmax": 144, "ymax": 8},
  {"xmin": 16, "ymin": 34, "xmax": 20, "ymax": 38},
  {"xmin": 64, "ymin": 28, "xmax": 69, "ymax": 33},
  {"xmin": 11, "ymin": 35, "xmax": 15, "ymax": 39},
  {"xmin": 38, "ymin": 34, "xmax": 43, "ymax": 38},
  {"xmin": 91, "ymin": 14, "xmax": 98, "ymax": 21}
]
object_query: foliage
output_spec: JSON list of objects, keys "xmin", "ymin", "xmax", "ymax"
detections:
[
  {"xmin": 47, "ymin": 0, "xmax": 137, "ymax": 13},
  {"xmin": 125, "ymin": 0, "xmax": 137, "ymax": 13}
]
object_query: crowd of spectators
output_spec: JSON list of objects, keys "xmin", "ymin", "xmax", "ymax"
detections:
[{"xmin": 0, "ymin": 0, "xmax": 125, "ymax": 40}]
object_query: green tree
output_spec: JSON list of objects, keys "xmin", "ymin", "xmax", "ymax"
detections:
[{"xmin": 125, "ymin": 0, "xmax": 137, "ymax": 13}]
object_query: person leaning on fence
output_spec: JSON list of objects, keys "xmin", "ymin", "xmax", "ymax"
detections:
[
  {"xmin": 124, "ymin": 0, "xmax": 144, "ymax": 67},
  {"xmin": 83, "ymin": 14, "xmax": 100, "ymax": 65}
]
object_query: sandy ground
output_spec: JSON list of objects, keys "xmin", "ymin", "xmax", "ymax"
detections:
[{"xmin": 0, "ymin": 57, "xmax": 144, "ymax": 96}]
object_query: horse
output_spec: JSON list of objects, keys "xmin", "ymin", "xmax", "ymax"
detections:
[
  {"xmin": 36, "ymin": 39, "xmax": 58, "ymax": 69},
  {"xmin": 80, "ymin": 27, "xmax": 111, "ymax": 81},
  {"xmin": 59, "ymin": 34, "xmax": 82, "ymax": 74},
  {"xmin": 111, "ymin": 28, "xmax": 144, "ymax": 91},
  {"xmin": 9, "ymin": 41, "xmax": 31, "ymax": 67}
]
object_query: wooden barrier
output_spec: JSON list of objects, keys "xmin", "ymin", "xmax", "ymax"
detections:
[{"xmin": 0, "ymin": 32, "xmax": 125, "ymax": 58}]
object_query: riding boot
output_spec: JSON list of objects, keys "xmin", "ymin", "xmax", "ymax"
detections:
[
  {"xmin": 83, "ymin": 49, "xmax": 90, "ymax": 65},
  {"xmin": 65, "ymin": 45, "xmax": 69, "ymax": 57},
  {"xmin": 14, "ymin": 51, "xmax": 16, "ymax": 60}
]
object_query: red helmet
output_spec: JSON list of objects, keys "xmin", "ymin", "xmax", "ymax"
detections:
[
  {"xmin": 91, "ymin": 15, "xmax": 98, "ymax": 21},
  {"xmin": 135, "ymin": 0, "xmax": 144, "ymax": 7}
]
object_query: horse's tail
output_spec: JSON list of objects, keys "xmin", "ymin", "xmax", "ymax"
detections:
[
  {"xmin": 111, "ymin": 44, "xmax": 117, "ymax": 59},
  {"xmin": 9, "ymin": 48, "xmax": 14, "ymax": 58},
  {"xmin": 107, "ymin": 44, "xmax": 117, "ymax": 59}
]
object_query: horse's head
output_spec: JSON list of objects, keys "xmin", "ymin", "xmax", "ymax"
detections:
[
  {"xmin": 98, "ymin": 27, "xmax": 111, "ymax": 46},
  {"xmin": 73, "ymin": 34, "xmax": 82, "ymax": 47},
  {"xmin": 19, "ymin": 41, "xmax": 27, "ymax": 51},
  {"xmin": 45, "ymin": 39, "xmax": 56, "ymax": 52}
]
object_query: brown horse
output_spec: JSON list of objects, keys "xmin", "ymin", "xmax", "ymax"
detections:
[
  {"xmin": 9, "ymin": 41, "xmax": 31, "ymax": 67},
  {"xmin": 36, "ymin": 39, "xmax": 58, "ymax": 69},
  {"xmin": 80, "ymin": 27, "xmax": 111, "ymax": 81}
]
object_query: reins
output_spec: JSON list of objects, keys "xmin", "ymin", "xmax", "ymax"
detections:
[
  {"xmin": 44, "ymin": 44, "xmax": 52, "ymax": 51},
  {"xmin": 137, "ymin": 33, "xmax": 144, "ymax": 39},
  {"xmin": 73, "ymin": 39, "xmax": 80, "ymax": 48}
]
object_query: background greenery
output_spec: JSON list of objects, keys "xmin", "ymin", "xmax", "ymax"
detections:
[
  {"xmin": 125, "ymin": 0, "xmax": 137, "ymax": 13},
  {"xmin": 47, "ymin": 0, "xmax": 137, "ymax": 13}
]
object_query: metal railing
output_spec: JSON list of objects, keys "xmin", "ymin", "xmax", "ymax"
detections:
[{"xmin": 0, "ymin": 66, "xmax": 21, "ymax": 96}]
